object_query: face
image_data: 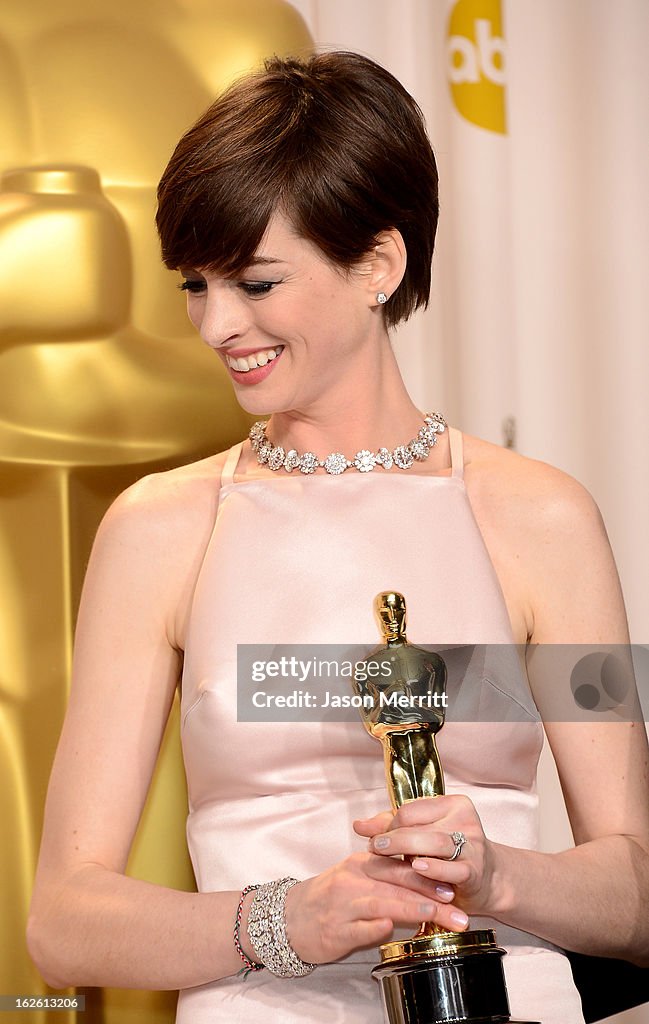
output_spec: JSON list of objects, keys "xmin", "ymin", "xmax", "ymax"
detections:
[
  {"xmin": 375, "ymin": 592, "xmax": 407, "ymax": 638},
  {"xmin": 179, "ymin": 212, "xmax": 380, "ymax": 418}
]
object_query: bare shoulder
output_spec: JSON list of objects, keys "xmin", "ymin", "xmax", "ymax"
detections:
[
  {"xmin": 106, "ymin": 451, "xmax": 228, "ymax": 532},
  {"xmin": 461, "ymin": 432, "xmax": 604, "ymax": 532},
  {"xmin": 88, "ymin": 449, "xmax": 233, "ymax": 649},
  {"xmin": 459, "ymin": 433, "xmax": 624, "ymax": 644}
]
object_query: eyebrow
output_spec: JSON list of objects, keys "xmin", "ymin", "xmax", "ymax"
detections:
[{"xmin": 179, "ymin": 256, "xmax": 288, "ymax": 277}]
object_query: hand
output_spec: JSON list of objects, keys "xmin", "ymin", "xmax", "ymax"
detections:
[
  {"xmin": 354, "ymin": 795, "xmax": 498, "ymax": 917},
  {"xmin": 282, "ymin": 850, "xmax": 470, "ymax": 965}
]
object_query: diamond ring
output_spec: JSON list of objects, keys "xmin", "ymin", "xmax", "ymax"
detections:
[{"xmin": 447, "ymin": 831, "xmax": 468, "ymax": 861}]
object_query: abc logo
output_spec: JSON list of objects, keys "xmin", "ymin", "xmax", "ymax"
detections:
[{"xmin": 447, "ymin": 0, "xmax": 507, "ymax": 134}]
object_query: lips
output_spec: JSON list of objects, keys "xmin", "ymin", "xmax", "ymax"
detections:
[
  {"xmin": 224, "ymin": 345, "xmax": 284, "ymax": 385},
  {"xmin": 226, "ymin": 346, "xmax": 283, "ymax": 373}
]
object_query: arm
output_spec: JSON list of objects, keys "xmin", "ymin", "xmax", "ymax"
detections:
[
  {"xmin": 358, "ymin": 465, "xmax": 649, "ymax": 964},
  {"xmin": 26, "ymin": 470, "xmax": 251, "ymax": 990},
  {"xmin": 493, "ymin": 472, "xmax": 649, "ymax": 962},
  {"xmin": 27, "ymin": 468, "xmax": 464, "ymax": 991}
]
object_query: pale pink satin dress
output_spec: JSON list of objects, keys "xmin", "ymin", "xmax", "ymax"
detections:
[{"xmin": 176, "ymin": 428, "xmax": 585, "ymax": 1024}]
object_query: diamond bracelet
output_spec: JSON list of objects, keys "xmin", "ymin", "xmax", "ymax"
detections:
[{"xmin": 246, "ymin": 877, "xmax": 316, "ymax": 978}]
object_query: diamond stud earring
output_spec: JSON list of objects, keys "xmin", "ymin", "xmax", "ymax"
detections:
[{"xmin": 376, "ymin": 292, "xmax": 388, "ymax": 304}]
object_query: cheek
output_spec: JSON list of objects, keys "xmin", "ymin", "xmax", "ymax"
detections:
[{"xmin": 186, "ymin": 297, "xmax": 203, "ymax": 332}]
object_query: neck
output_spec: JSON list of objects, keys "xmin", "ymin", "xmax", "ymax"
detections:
[{"xmin": 267, "ymin": 340, "xmax": 424, "ymax": 456}]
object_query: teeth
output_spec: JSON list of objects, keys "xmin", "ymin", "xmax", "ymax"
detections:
[{"xmin": 227, "ymin": 347, "xmax": 283, "ymax": 372}]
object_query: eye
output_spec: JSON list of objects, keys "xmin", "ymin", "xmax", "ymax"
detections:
[
  {"xmin": 239, "ymin": 281, "xmax": 277, "ymax": 297},
  {"xmin": 179, "ymin": 278, "xmax": 206, "ymax": 294}
]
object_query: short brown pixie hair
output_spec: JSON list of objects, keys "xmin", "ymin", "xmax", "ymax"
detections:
[{"xmin": 156, "ymin": 51, "xmax": 439, "ymax": 328}]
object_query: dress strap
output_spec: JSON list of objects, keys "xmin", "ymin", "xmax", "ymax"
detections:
[
  {"xmin": 220, "ymin": 442, "xmax": 244, "ymax": 488},
  {"xmin": 448, "ymin": 426, "xmax": 464, "ymax": 480}
]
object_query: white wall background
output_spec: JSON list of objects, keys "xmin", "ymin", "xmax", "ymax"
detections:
[
  {"xmin": 287, "ymin": 4, "xmax": 649, "ymax": 1023},
  {"xmin": 288, "ymin": 0, "xmax": 648, "ymax": 643}
]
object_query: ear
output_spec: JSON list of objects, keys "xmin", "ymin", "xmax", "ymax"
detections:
[{"xmin": 364, "ymin": 228, "xmax": 407, "ymax": 307}]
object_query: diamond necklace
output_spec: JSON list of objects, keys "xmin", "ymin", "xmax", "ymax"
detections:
[{"xmin": 248, "ymin": 412, "xmax": 447, "ymax": 475}]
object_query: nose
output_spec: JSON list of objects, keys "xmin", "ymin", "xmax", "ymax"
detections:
[{"xmin": 195, "ymin": 284, "xmax": 250, "ymax": 350}]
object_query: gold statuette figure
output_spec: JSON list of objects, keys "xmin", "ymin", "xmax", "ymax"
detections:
[
  {"xmin": 354, "ymin": 591, "xmax": 447, "ymax": 810},
  {"xmin": 356, "ymin": 593, "xmax": 538, "ymax": 1024}
]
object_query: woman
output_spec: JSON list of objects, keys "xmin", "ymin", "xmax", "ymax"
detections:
[{"xmin": 27, "ymin": 51, "xmax": 649, "ymax": 1024}]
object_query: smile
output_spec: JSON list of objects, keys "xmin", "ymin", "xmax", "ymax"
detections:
[{"xmin": 226, "ymin": 346, "xmax": 283, "ymax": 373}]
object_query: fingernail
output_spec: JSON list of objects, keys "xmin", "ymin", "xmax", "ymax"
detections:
[
  {"xmin": 420, "ymin": 902, "xmax": 437, "ymax": 915},
  {"xmin": 374, "ymin": 836, "xmax": 391, "ymax": 850},
  {"xmin": 411, "ymin": 858, "xmax": 428, "ymax": 870},
  {"xmin": 450, "ymin": 909, "xmax": 469, "ymax": 929},
  {"xmin": 435, "ymin": 883, "xmax": 454, "ymax": 899}
]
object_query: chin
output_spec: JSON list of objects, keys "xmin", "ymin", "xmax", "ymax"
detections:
[{"xmin": 232, "ymin": 388, "xmax": 285, "ymax": 419}]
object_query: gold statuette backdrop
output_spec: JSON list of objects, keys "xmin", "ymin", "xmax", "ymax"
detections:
[{"xmin": 0, "ymin": 4, "xmax": 313, "ymax": 1023}]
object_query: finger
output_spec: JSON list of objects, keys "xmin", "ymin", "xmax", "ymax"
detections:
[
  {"xmin": 431, "ymin": 882, "xmax": 456, "ymax": 902},
  {"xmin": 371, "ymin": 826, "xmax": 462, "ymax": 861},
  {"xmin": 353, "ymin": 812, "xmax": 394, "ymax": 837},
  {"xmin": 340, "ymin": 917, "xmax": 394, "ymax": 950},
  {"xmin": 369, "ymin": 835, "xmax": 473, "ymax": 887},
  {"xmin": 363, "ymin": 851, "xmax": 456, "ymax": 901},
  {"xmin": 352, "ymin": 893, "xmax": 448, "ymax": 927},
  {"xmin": 351, "ymin": 893, "xmax": 469, "ymax": 933},
  {"xmin": 390, "ymin": 794, "xmax": 474, "ymax": 828},
  {"xmin": 430, "ymin": 903, "xmax": 470, "ymax": 933},
  {"xmin": 410, "ymin": 857, "xmax": 471, "ymax": 886}
]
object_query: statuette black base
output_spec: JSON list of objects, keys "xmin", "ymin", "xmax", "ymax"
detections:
[{"xmin": 373, "ymin": 931, "xmax": 539, "ymax": 1024}]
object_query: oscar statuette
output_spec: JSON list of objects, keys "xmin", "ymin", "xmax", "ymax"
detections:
[{"xmin": 353, "ymin": 592, "xmax": 539, "ymax": 1024}]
